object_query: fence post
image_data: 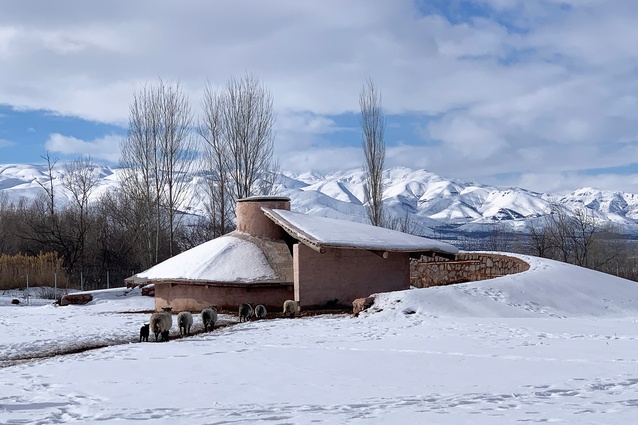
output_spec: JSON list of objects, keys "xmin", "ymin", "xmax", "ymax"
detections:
[
  {"xmin": 26, "ymin": 272, "xmax": 29, "ymax": 305},
  {"xmin": 107, "ymin": 270, "xmax": 110, "ymax": 289},
  {"xmin": 80, "ymin": 271, "xmax": 83, "ymax": 291},
  {"xmin": 54, "ymin": 271, "xmax": 57, "ymax": 294}
]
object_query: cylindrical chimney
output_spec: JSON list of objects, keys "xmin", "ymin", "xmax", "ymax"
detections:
[{"xmin": 236, "ymin": 196, "xmax": 291, "ymax": 239}]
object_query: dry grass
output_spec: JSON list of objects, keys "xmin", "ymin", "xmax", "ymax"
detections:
[{"xmin": 0, "ymin": 252, "xmax": 68, "ymax": 290}]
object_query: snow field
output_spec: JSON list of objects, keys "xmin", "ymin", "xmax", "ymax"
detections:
[{"xmin": 1, "ymin": 256, "xmax": 638, "ymax": 424}]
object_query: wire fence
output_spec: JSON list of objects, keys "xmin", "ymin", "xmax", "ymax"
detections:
[{"xmin": 6, "ymin": 267, "xmax": 137, "ymax": 294}]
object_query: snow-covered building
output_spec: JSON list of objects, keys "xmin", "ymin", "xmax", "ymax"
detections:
[{"xmin": 127, "ymin": 196, "xmax": 458, "ymax": 312}]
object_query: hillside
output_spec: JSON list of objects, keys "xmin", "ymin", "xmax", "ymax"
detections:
[{"xmin": 3, "ymin": 163, "xmax": 638, "ymax": 235}]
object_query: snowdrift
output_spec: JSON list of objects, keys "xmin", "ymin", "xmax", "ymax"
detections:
[{"xmin": 366, "ymin": 253, "xmax": 638, "ymax": 319}]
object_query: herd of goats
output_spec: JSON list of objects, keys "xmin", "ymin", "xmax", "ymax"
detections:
[{"xmin": 139, "ymin": 300, "xmax": 301, "ymax": 342}]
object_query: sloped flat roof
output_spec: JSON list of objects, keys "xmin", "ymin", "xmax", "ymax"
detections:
[{"xmin": 262, "ymin": 207, "xmax": 458, "ymax": 255}]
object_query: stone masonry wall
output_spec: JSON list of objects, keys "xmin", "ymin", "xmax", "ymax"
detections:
[{"xmin": 410, "ymin": 253, "xmax": 530, "ymax": 288}]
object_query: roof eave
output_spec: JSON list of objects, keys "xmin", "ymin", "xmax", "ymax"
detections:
[
  {"xmin": 263, "ymin": 207, "xmax": 458, "ymax": 257},
  {"xmin": 140, "ymin": 278, "xmax": 293, "ymax": 287},
  {"xmin": 262, "ymin": 207, "xmax": 326, "ymax": 253}
]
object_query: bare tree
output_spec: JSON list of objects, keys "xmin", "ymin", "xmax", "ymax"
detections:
[
  {"xmin": 526, "ymin": 218, "xmax": 552, "ymax": 258},
  {"xmin": 223, "ymin": 73, "xmax": 278, "ymax": 200},
  {"xmin": 61, "ymin": 156, "xmax": 100, "ymax": 274},
  {"xmin": 199, "ymin": 81, "xmax": 233, "ymax": 237},
  {"xmin": 63, "ymin": 157, "xmax": 99, "ymax": 218},
  {"xmin": 487, "ymin": 222, "xmax": 514, "ymax": 252},
  {"xmin": 19, "ymin": 197, "xmax": 79, "ymax": 280},
  {"xmin": 568, "ymin": 207, "xmax": 597, "ymax": 267},
  {"xmin": 384, "ymin": 210, "xmax": 423, "ymax": 235},
  {"xmin": 157, "ymin": 80, "xmax": 197, "ymax": 256},
  {"xmin": 36, "ymin": 152, "xmax": 58, "ymax": 218},
  {"xmin": 175, "ymin": 215, "xmax": 217, "ymax": 251},
  {"xmin": 20, "ymin": 153, "xmax": 77, "ymax": 273},
  {"xmin": 542, "ymin": 203, "xmax": 599, "ymax": 265},
  {"xmin": 92, "ymin": 188, "xmax": 149, "ymax": 279},
  {"xmin": 525, "ymin": 201, "xmax": 628, "ymax": 274},
  {"xmin": 0, "ymin": 192, "xmax": 14, "ymax": 253},
  {"xmin": 586, "ymin": 224, "xmax": 628, "ymax": 272},
  {"xmin": 360, "ymin": 78, "xmax": 386, "ymax": 227},
  {"xmin": 198, "ymin": 73, "xmax": 278, "ymax": 235},
  {"xmin": 543, "ymin": 202, "xmax": 573, "ymax": 263},
  {"xmin": 120, "ymin": 82, "xmax": 160, "ymax": 267},
  {"xmin": 120, "ymin": 79, "xmax": 195, "ymax": 265}
]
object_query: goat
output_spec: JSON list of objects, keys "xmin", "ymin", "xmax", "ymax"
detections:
[{"xmin": 139, "ymin": 323, "xmax": 150, "ymax": 342}]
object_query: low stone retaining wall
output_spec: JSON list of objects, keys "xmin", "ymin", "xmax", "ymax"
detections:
[{"xmin": 410, "ymin": 252, "xmax": 530, "ymax": 288}]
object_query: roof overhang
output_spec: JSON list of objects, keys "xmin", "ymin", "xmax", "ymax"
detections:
[
  {"xmin": 263, "ymin": 207, "xmax": 327, "ymax": 253},
  {"xmin": 262, "ymin": 207, "xmax": 458, "ymax": 259},
  {"xmin": 140, "ymin": 278, "xmax": 292, "ymax": 288},
  {"xmin": 410, "ymin": 250, "xmax": 457, "ymax": 261}
]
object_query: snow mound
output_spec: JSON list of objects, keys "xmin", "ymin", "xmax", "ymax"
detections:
[
  {"xmin": 79, "ymin": 287, "xmax": 154, "ymax": 312},
  {"xmin": 365, "ymin": 254, "xmax": 638, "ymax": 319},
  {"xmin": 135, "ymin": 234, "xmax": 279, "ymax": 283}
]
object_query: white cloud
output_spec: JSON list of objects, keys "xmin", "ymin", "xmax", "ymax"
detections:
[
  {"xmin": 45, "ymin": 133, "xmax": 122, "ymax": 162},
  {"xmin": 0, "ymin": 1, "xmax": 637, "ymax": 193},
  {"xmin": 428, "ymin": 115, "xmax": 508, "ymax": 159},
  {"xmin": 280, "ymin": 146, "xmax": 363, "ymax": 173},
  {"xmin": 513, "ymin": 171, "xmax": 638, "ymax": 195},
  {"xmin": 276, "ymin": 112, "xmax": 343, "ymax": 136},
  {"xmin": 0, "ymin": 139, "xmax": 14, "ymax": 148}
]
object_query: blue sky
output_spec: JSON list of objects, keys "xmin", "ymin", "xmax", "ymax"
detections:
[
  {"xmin": 0, "ymin": 105, "xmax": 125, "ymax": 163},
  {"xmin": 1, "ymin": 0, "xmax": 638, "ymax": 194}
]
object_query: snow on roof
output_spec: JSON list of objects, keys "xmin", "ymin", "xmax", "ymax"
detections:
[
  {"xmin": 263, "ymin": 207, "xmax": 458, "ymax": 254},
  {"xmin": 134, "ymin": 234, "xmax": 282, "ymax": 283},
  {"xmin": 237, "ymin": 195, "xmax": 291, "ymax": 203}
]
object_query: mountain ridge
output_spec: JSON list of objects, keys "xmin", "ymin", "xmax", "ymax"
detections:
[{"xmin": 2, "ymin": 163, "xmax": 638, "ymax": 236}]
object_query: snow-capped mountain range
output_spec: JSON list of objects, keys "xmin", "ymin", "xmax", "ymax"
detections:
[{"xmin": 2, "ymin": 163, "xmax": 638, "ymax": 236}]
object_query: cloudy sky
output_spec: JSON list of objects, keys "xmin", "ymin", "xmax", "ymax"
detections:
[{"xmin": 0, "ymin": 0, "xmax": 637, "ymax": 194}]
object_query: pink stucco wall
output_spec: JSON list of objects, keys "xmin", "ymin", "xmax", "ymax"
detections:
[
  {"xmin": 294, "ymin": 243, "xmax": 410, "ymax": 308},
  {"xmin": 236, "ymin": 197, "xmax": 290, "ymax": 239},
  {"xmin": 154, "ymin": 281, "xmax": 294, "ymax": 312}
]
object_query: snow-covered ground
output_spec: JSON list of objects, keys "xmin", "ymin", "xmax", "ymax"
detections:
[{"xmin": 2, "ymin": 254, "xmax": 638, "ymax": 424}]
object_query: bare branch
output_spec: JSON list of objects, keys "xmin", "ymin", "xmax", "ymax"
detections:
[{"xmin": 199, "ymin": 73, "xmax": 278, "ymax": 236}]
